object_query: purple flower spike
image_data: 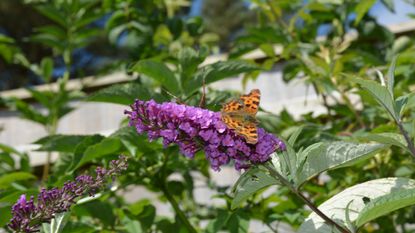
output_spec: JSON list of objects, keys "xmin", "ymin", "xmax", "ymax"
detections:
[
  {"xmin": 125, "ymin": 100, "xmax": 286, "ymax": 170},
  {"xmin": 8, "ymin": 156, "xmax": 128, "ymax": 233}
]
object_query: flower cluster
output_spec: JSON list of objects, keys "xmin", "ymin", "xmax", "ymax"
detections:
[
  {"xmin": 8, "ymin": 156, "xmax": 128, "ymax": 233},
  {"xmin": 125, "ymin": 100, "xmax": 285, "ymax": 171}
]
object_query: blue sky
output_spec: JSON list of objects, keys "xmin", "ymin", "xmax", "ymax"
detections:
[
  {"xmin": 190, "ymin": 0, "xmax": 415, "ymax": 25},
  {"xmin": 370, "ymin": 0, "xmax": 415, "ymax": 25}
]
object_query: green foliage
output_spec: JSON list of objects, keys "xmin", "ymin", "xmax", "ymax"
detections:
[
  {"xmin": 2, "ymin": 0, "xmax": 415, "ymax": 232},
  {"xmin": 231, "ymin": 167, "xmax": 280, "ymax": 209},
  {"xmin": 299, "ymin": 178, "xmax": 415, "ymax": 233}
]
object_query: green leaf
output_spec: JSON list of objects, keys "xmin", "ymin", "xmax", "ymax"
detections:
[
  {"xmin": 227, "ymin": 211, "xmax": 250, "ymax": 233},
  {"xmin": 178, "ymin": 47, "xmax": 206, "ymax": 81},
  {"xmin": 231, "ymin": 167, "xmax": 280, "ymax": 209},
  {"xmin": 186, "ymin": 60, "xmax": 260, "ymax": 94},
  {"xmin": 70, "ymin": 135, "xmax": 105, "ymax": 171},
  {"xmin": 206, "ymin": 209, "xmax": 231, "ymax": 233},
  {"xmin": 287, "ymin": 125, "xmax": 304, "ymax": 146},
  {"xmin": 126, "ymin": 199, "xmax": 156, "ymax": 231},
  {"xmin": 41, "ymin": 57, "xmax": 54, "ymax": 82},
  {"xmin": 87, "ymin": 83, "xmax": 152, "ymax": 105},
  {"xmin": 0, "ymin": 205, "xmax": 12, "ymax": 227},
  {"xmin": 35, "ymin": 5, "xmax": 66, "ymax": 27},
  {"xmin": 362, "ymin": 132, "xmax": 407, "ymax": 150},
  {"xmin": 122, "ymin": 215, "xmax": 143, "ymax": 233},
  {"xmin": 356, "ymin": 188, "xmax": 415, "ymax": 227},
  {"xmin": 298, "ymin": 178, "xmax": 415, "ymax": 233},
  {"xmin": 387, "ymin": 56, "xmax": 397, "ymax": 99},
  {"xmin": 46, "ymin": 212, "xmax": 70, "ymax": 233},
  {"xmin": 26, "ymin": 88, "xmax": 53, "ymax": 109},
  {"xmin": 354, "ymin": 0, "xmax": 377, "ymax": 25},
  {"xmin": 80, "ymin": 200, "xmax": 116, "ymax": 227},
  {"xmin": 131, "ymin": 60, "xmax": 180, "ymax": 95},
  {"xmin": 295, "ymin": 142, "xmax": 386, "ymax": 187},
  {"xmin": 0, "ymin": 172, "xmax": 36, "ymax": 188},
  {"xmin": 353, "ymin": 77, "xmax": 398, "ymax": 121},
  {"xmin": 34, "ymin": 135, "xmax": 88, "ymax": 153},
  {"xmin": 381, "ymin": 0, "xmax": 395, "ymax": 13},
  {"xmin": 0, "ymin": 189, "xmax": 38, "ymax": 203},
  {"xmin": 76, "ymin": 137, "xmax": 122, "ymax": 169},
  {"xmin": 0, "ymin": 143, "xmax": 24, "ymax": 157},
  {"xmin": 6, "ymin": 98, "xmax": 48, "ymax": 125},
  {"xmin": 395, "ymin": 93, "xmax": 412, "ymax": 117}
]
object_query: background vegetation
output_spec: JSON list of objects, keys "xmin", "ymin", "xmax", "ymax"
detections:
[{"xmin": 1, "ymin": 0, "xmax": 415, "ymax": 232}]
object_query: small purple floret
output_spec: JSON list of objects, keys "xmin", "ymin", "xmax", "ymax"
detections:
[
  {"xmin": 8, "ymin": 156, "xmax": 128, "ymax": 233},
  {"xmin": 125, "ymin": 100, "xmax": 286, "ymax": 171}
]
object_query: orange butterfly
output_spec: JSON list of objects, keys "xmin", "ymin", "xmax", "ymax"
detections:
[{"xmin": 220, "ymin": 89, "xmax": 261, "ymax": 144}]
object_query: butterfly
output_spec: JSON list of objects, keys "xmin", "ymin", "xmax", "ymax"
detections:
[{"xmin": 220, "ymin": 89, "xmax": 261, "ymax": 144}]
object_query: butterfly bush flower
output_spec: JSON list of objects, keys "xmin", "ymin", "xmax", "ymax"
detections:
[
  {"xmin": 8, "ymin": 156, "xmax": 128, "ymax": 233},
  {"xmin": 125, "ymin": 100, "xmax": 285, "ymax": 171}
]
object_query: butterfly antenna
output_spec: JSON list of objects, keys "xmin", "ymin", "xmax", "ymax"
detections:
[
  {"xmin": 198, "ymin": 77, "xmax": 207, "ymax": 108},
  {"xmin": 162, "ymin": 87, "xmax": 184, "ymax": 104}
]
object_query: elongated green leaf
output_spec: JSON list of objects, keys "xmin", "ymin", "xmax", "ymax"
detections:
[
  {"xmin": 206, "ymin": 209, "xmax": 231, "ymax": 233},
  {"xmin": 231, "ymin": 167, "xmax": 280, "ymax": 209},
  {"xmin": 227, "ymin": 210, "xmax": 249, "ymax": 233},
  {"xmin": 87, "ymin": 83, "xmax": 153, "ymax": 105},
  {"xmin": 387, "ymin": 56, "xmax": 397, "ymax": 99},
  {"xmin": 0, "ymin": 205, "xmax": 12, "ymax": 227},
  {"xmin": 110, "ymin": 126, "xmax": 158, "ymax": 156},
  {"xmin": 35, "ymin": 6, "xmax": 66, "ymax": 27},
  {"xmin": 178, "ymin": 47, "xmax": 206, "ymax": 80},
  {"xmin": 34, "ymin": 135, "xmax": 88, "ymax": 153},
  {"xmin": 0, "ymin": 172, "xmax": 36, "ymax": 188},
  {"xmin": 296, "ymin": 142, "xmax": 386, "ymax": 187},
  {"xmin": 48, "ymin": 213, "xmax": 69, "ymax": 233},
  {"xmin": 7, "ymin": 98, "xmax": 48, "ymax": 125},
  {"xmin": 362, "ymin": 132, "xmax": 407, "ymax": 150},
  {"xmin": 395, "ymin": 93, "xmax": 412, "ymax": 117},
  {"xmin": 0, "ymin": 189, "xmax": 38, "ymax": 203},
  {"xmin": 131, "ymin": 60, "xmax": 180, "ymax": 95},
  {"xmin": 356, "ymin": 188, "xmax": 415, "ymax": 227},
  {"xmin": 354, "ymin": 0, "xmax": 377, "ymax": 25},
  {"xmin": 76, "ymin": 137, "xmax": 123, "ymax": 169},
  {"xmin": 70, "ymin": 135, "xmax": 105, "ymax": 171},
  {"xmin": 298, "ymin": 178, "xmax": 415, "ymax": 233},
  {"xmin": 186, "ymin": 60, "xmax": 260, "ymax": 94},
  {"xmin": 0, "ymin": 143, "xmax": 24, "ymax": 157},
  {"xmin": 381, "ymin": 0, "xmax": 395, "ymax": 12},
  {"xmin": 353, "ymin": 78, "xmax": 398, "ymax": 121}
]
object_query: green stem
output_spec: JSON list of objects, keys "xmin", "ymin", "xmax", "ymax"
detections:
[
  {"xmin": 397, "ymin": 120, "xmax": 415, "ymax": 159},
  {"xmin": 159, "ymin": 153, "xmax": 198, "ymax": 233},
  {"xmin": 160, "ymin": 183, "xmax": 198, "ymax": 233},
  {"xmin": 41, "ymin": 107, "xmax": 58, "ymax": 182},
  {"xmin": 264, "ymin": 164, "xmax": 351, "ymax": 233}
]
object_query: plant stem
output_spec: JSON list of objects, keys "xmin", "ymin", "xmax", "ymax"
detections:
[
  {"xmin": 42, "ymin": 107, "xmax": 58, "ymax": 182},
  {"xmin": 397, "ymin": 120, "xmax": 415, "ymax": 159},
  {"xmin": 159, "ymin": 153, "xmax": 198, "ymax": 233},
  {"xmin": 264, "ymin": 164, "xmax": 350, "ymax": 233},
  {"xmin": 160, "ymin": 183, "xmax": 198, "ymax": 233}
]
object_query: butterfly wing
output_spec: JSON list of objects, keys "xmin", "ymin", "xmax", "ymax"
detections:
[
  {"xmin": 220, "ymin": 89, "xmax": 261, "ymax": 144},
  {"xmin": 234, "ymin": 121, "xmax": 258, "ymax": 144},
  {"xmin": 221, "ymin": 99, "xmax": 243, "ymax": 130},
  {"xmin": 221, "ymin": 113, "xmax": 244, "ymax": 130},
  {"xmin": 240, "ymin": 89, "xmax": 260, "ymax": 116}
]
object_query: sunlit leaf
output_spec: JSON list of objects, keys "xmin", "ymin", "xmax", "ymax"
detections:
[
  {"xmin": 0, "ymin": 172, "xmax": 36, "ymax": 188},
  {"xmin": 354, "ymin": 0, "xmax": 377, "ymax": 25},
  {"xmin": 131, "ymin": 60, "xmax": 181, "ymax": 95},
  {"xmin": 298, "ymin": 178, "xmax": 415, "ymax": 233},
  {"xmin": 231, "ymin": 167, "xmax": 280, "ymax": 209},
  {"xmin": 295, "ymin": 142, "xmax": 386, "ymax": 187}
]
